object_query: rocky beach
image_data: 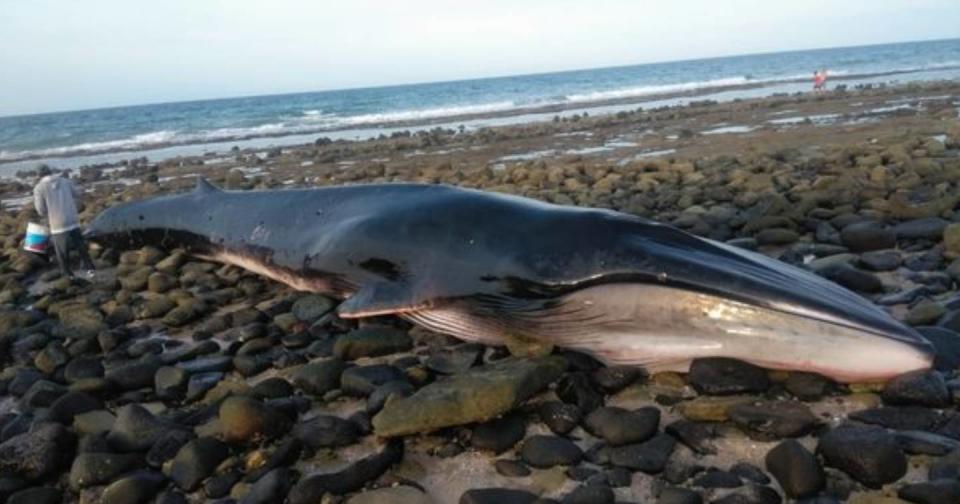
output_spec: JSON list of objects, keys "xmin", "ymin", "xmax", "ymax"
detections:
[{"xmin": 1, "ymin": 80, "xmax": 960, "ymax": 504}]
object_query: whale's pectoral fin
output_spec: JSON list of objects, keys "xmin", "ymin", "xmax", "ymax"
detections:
[{"xmin": 337, "ymin": 281, "xmax": 432, "ymax": 318}]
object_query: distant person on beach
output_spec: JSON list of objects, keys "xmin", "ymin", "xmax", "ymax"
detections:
[
  {"xmin": 813, "ymin": 69, "xmax": 827, "ymax": 92},
  {"xmin": 33, "ymin": 165, "xmax": 95, "ymax": 279}
]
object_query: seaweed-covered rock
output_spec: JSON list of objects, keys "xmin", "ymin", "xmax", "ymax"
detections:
[{"xmin": 372, "ymin": 357, "xmax": 566, "ymax": 436}]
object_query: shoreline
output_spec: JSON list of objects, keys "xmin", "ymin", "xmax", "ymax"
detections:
[{"xmin": 2, "ymin": 66, "xmax": 959, "ymax": 173}]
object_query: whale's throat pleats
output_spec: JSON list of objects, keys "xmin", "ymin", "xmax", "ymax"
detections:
[{"xmin": 402, "ymin": 283, "xmax": 932, "ymax": 382}]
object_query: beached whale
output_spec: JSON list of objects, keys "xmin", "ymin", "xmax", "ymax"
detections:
[{"xmin": 86, "ymin": 179, "xmax": 933, "ymax": 382}]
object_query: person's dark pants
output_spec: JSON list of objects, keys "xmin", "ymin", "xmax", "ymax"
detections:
[{"xmin": 50, "ymin": 228, "xmax": 94, "ymax": 278}]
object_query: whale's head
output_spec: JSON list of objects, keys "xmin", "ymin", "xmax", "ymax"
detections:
[
  {"xmin": 558, "ymin": 217, "xmax": 937, "ymax": 382},
  {"xmin": 86, "ymin": 177, "xmax": 222, "ymax": 251}
]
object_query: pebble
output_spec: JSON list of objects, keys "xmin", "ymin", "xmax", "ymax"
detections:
[
  {"xmin": 556, "ymin": 373, "xmax": 604, "ymax": 413},
  {"xmin": 219, "ymin": 396, "xmax": 289, "ymax": 443},
  {"xmin": 146, "ymin": 430, "xmax": 194, "ymax": 468},
  {"xmin": 897, "ymin": 479, "xmax": 960, "ymax": 504},
  {"xmin": 333, "ymin": 326, "xmax": 413, "ymax": 360},
  {"xmin": 727, "ymin": 400, "xmax": 820, "ymax": 440},
  {"xmin": 105, "ymin": 356, "xmax": 163, "ymax": 391},
  {"xmin": 68, "ymin": 452, "xmax": 141, "ymax": 490},
  {"xmin": 168, "ymin": 437, "xmax": 229, "ymax": 491},
  {"xmin": 882, "ymin": 370, "xmax": 950, "ymax": 407},
  {"xmin": 876, "ymin": 285, "xmax": 931, "ymax": 306},
  {"xmin": 820, "ymin": 264, "xmax": 883, "ymax": 293},
  {"xmin": 0, "ymin": 423, "xmax": 74, "ymax": 480},
  {"xmin": 472, "ymin": 414, "xmax": 526, "ymax": 453},
  {"xmin": 765, "ymin": 439, "xmax": 825, "ymax": 499},
  {"xmin": 929, "ymin": 450, "xmax": 960, "ymax": 480},
  {"xmin": 291, "ymin": 358, "xmax": 345, "ymax": 395},
  {"xmin": 107, "ymin": 403, "xmax": 180, "ymax": 452},
  {"xmin": 47, "ymin": 391, "xmax": 102, "ymax": 424},
  {"xmin": 784, "ymin": 372, "xmax": 832, "ymax": 401},
  {"xmin": 849, "ymin": 406, "xmax": 944, "ymax": 431},
  {"xmin": 204, "ymin": 468, "xmax": 241, "ymax": 498},
  {"xmin": 561, "ymin": 484, "xmax": 615, "ymax": 504},
  {"xmin": 658, "ymin": 487, "xmax": 703, "ymax": 504},
  {"xmin": 894, "ymin": 218, "xmax": 949, "ymax": 240},
  {"xmin": 291, "ymin": 295, "xmax": 334, "ymax": 322},
  {"xmin": 236, "ymin": 337, "xmax": 273, "ymax": 356},
  {"xmin": 291, "ymin": 415, "xmax": 359, "ymax": 448},
  {"xmin": 539, "ymin": 401, "xmax": 582, "ymax": 435},
  {"xmin": 590, "ymin": 365, "xmax": 644, "ymax": 393},
  {"xmin": 287, "ymin": 440, "xmax": 403, "ymax": 503},
  {"xmin": 520, "ymin": 435, "xmax": 583, "ymax": 468},
  {"xmin": 155, "ymin": 490, "xmax": 189, "ymax": 504},
  {"xmin": 817, "ymin": 425, "xmax": 907, "ymax": 488},
  {"xmin": 729, "ymin": 463, "xmax": 769, "ymax": 485},
  {"xmin": 241, "ymin": 467, "xmax": 297, "ymax": 504},
  {"xmin": 603, "ymin": 433, "xmax": 676, "ymax": 473},
  {"xmin": 756, "ymin": 228, "xmax": 799, "ymax": 245},
  {"xmin": 495, "ymin": 459, "xmax": 531, "ymax": 477},
  {"xmin": 916, "ymin": 326, "xmax": 960, "ymax": 371},
  {"xmin": 711, "ymin": 484, "xmax": 781, "ymax": 504},
  {"xmin": 252, "ymin": 377, "xmax": 294, "ymax": 399},
  {"xmin": 841, "ymin": 222, "xmax": 896, "ymax": 252},
  {"xmin": 583, "ymin": 406, "xmax": 659, "ymax": 446},
  {"xmin": 8, "ymin": 368, "xmax": 44, "ymax": 396},
  {"xmin": 688, "ymin": 358, "xmax": 770, "ymax": 395},
  {"xmin": 346, "ymin": 485, "xmax": 432, "ymax": 504},
  {"xmin": 6, "ymin": 486, "xmax": 61, "ymax": 504},
  {"xmin": 859, "ymin": 250, "xmax": 901, "ymax": 271},
  {"xmin": 426, "ymin": 345, "xmax": 482, "ymax": 374},
  {"xmin": 341, "ymin": 364, "xmax": 407, "ymax": 396},
  {"xmin": 894, "ymin": 430, "xmax": 960, "ymax": 456},
  {"xmin": 366, "ymin": 380, "xmax": 415, "ymax": 413},
  {"xmin": 155, "ymin": 366, "xmax": 189, "ymax": 399},
  {"xmin": 21, "ymin": 380, "xmax": 66, "ymax": 409},
  {"xmin": 906, "ymin": 300, "xmax": 947, "ymax": 326},
  {"xmin": 459, "ymin": 488, "xmax": 539, "ymax": 504},
  {"xmin": 678, "ymin": 396, "xmax": 751, "ymax": 422},
  {"xmin": 692, "ymin": 469, "xmax": 742, "ymax": 488},
  {"xmin": 73, "ymin": 410, "xmax": 116, "ymax": 435},
  {"xmin": 665, "ymin": 420, "xmax": 717, "ymax": 455},
  {"xmin": 185, "ymin": 371, "xmax": 223, "ymax": 401},
  {"xmin": 177, "ymin": 355, "xmax": 232, "ymax": 374}
]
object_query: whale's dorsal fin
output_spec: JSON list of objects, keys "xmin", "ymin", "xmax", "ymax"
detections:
[
  {"xmin": 337, "ymin": 281, "xmax": 432, "ymax": 318},
  {"xmin": 194, "ymin": 177, "xmax": 221, "ymax": 194}
]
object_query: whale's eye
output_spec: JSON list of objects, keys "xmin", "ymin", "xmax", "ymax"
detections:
[{"xmin": 138, "ymin": 215, "xmax": 144, "ymax": 221}]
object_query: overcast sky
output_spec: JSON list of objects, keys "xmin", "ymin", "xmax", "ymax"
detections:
[{"xmin": 1, "ymin": 0, "xmax": 957, "ymax": 117}]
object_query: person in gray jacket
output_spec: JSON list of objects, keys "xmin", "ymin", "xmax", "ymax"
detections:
[{"xmin": 33, "ymin": 165, "xmax": 95, "ymax": 279}]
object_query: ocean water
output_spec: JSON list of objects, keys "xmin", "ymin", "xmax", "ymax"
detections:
[{"xmin": 1, "ymin": 38, "xmax": 958, "ymax": 172}]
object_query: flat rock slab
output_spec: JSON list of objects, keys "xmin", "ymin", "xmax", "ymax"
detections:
[{"xmin": 372, "ymin": 356, "xmax": 566, "ymax": 437}]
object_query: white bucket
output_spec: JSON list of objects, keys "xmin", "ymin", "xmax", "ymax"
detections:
[{"xmin": 23, "ymin": 222, "xmax": 50, "ymax": 254}]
